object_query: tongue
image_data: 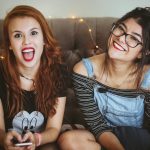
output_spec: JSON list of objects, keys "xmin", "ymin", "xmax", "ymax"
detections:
[{"xmin": 22, "ymin": 51, "xmax": 34, "ymax": 61}]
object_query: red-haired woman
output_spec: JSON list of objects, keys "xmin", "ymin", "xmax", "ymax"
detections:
[{"xmin": 0, "ymin": 5, "xmax": 66, "ymax": 150}]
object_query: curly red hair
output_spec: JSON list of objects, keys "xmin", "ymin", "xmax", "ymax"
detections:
[{"xmin": 2, "ymin": 5, "xmax": 65, "ymax": 117}]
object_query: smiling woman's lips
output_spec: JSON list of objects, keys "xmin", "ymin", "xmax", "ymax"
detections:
[
  {"xmin": 22, "ymin": 48, "xmax": 35, "ymax": 62},
  {"xmin": 113, "ymin": 41, "xmax": 126, "ymax": 51}
]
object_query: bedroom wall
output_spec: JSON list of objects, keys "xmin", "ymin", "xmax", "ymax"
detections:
[{"xmin": 0, "ymin": 0, "xmax": 149, "ymax": 19}]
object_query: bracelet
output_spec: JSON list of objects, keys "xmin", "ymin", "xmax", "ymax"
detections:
[{"xmin": 34, "ymin": 133, "xmax": 42, "ymax": 147}]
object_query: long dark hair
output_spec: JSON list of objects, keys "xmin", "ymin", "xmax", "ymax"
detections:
[
  {"xmin": 104, "ymin": 7, "xmax": 150, "ymax": 88},
  {"xmin": 2, "ymin": 5, "xmax": 65, "ymax": 117}
]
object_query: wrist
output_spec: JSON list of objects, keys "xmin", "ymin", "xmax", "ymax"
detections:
[{"xmin": 34, "ymin": 133, "xmax": 42, "ymax": 147}]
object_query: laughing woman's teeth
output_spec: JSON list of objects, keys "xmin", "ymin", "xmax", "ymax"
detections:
[
  {"xmin": 22, "ymin": 49, "xmax": 35, "ymax": 61},
  {"xmin": 114, "ymin": 42, "xmax": 125, "ymax": 51}
]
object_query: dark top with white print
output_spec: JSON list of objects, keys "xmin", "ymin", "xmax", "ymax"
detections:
[{"xmin": 0, "ymin": 61, "xmax": 67, "ymax": 134}]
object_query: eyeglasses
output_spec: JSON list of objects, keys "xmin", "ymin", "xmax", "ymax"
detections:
[{"xmin": 111, "ymin": 23, "xmax": 143, "ymax": 48}]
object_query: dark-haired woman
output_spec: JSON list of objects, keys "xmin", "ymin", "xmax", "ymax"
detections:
[{"xmin": 58, "ymin": 7, "xmax": 150, "ymax": 150}]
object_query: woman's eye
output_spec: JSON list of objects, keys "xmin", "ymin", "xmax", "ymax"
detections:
[
  {"xmin": 130, "ymin": 36, "xmax": 140, "ymax": 43},
  {"xmin": 31, "ymin": 31, "xmax": 38, "ymax": 36},
  {"xmin": 118, "ymin": 25, "xmax": 125, "ymax": 32},
  {"xmin": 14, "ymin": 33, "xmax": 22, "ymax": 38}
]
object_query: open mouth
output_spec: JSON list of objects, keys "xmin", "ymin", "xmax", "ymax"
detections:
[
  {"xmin": 113, "ymin": 41, "xmax": 127, "ymax": 51},
  {"xmin": 22, "ymin": 47, "xmax": 35, "ymax": 62}
]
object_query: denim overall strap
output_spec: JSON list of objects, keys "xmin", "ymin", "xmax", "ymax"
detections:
[
  {"xmin": 82, "ymin": 58, "xmax": 94, "ymax": 78},
  {"xmin": 141, "ymin": 69, "xmax": 150, "ymax": 89}
]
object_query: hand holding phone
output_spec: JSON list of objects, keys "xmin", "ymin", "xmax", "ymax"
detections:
[{"xmin": 12, "ymin": 138, "xmax": 32, "ymax": 147}]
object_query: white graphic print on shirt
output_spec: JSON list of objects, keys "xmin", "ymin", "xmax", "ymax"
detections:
[{"xmin": 11, "ymin": 111, "xmax": 44, "ymax": 134}]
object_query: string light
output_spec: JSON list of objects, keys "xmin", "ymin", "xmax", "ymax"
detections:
[
  {"xmin": 79, "ymin": 18, "xmax": 83, "ymax": 22},
  {"xmin": 0, "ymin": 56, "xmax": 4, "ymax": 60},
  {"xmin": 95, "ymin": 45, "xmax": 99, "ymax": 49},
  {"xmin": 77, "ymin": 18, "xmax": 99, "ymax": 51},
  {"xmin": 71, "ymin": 16, "xmax": 76, "ymax": 19},
  {"xmin": 88, "ymin": 29, "xmax": 92, "ymax": 32},
  {"xmin": 47, "ymin": 15, "xmax": 100, "ymax": 51}
]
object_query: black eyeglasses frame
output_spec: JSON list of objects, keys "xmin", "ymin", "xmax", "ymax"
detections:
[{"xmin": 111, "ymin": 23, "xmax": 143, "ymax": 48}]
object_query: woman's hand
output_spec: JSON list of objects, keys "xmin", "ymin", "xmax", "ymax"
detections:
[
  {"xmin": 22, "ymin": 131, "xmax": 36, "ymax": 150},
  {"xmin": 4, "ymin": 130, "xmax": 23, "ymax": 150},
  {"xmin": 4, "ymin": 130, "xmax": 36, "ymax": 150}
]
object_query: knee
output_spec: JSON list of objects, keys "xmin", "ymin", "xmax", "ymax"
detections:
[{"xmin": 58, "ymin": 131, "xmax": 76, "ymax": 150}]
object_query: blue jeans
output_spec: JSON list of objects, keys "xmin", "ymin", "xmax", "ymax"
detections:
[{"xmin": 112, "ymin": 126, "xmax": 150, "ymax": 150}]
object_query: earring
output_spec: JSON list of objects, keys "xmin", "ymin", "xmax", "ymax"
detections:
[{"xmin": 146, "ymin": 50, "xmax": 150, "ymax": 55}]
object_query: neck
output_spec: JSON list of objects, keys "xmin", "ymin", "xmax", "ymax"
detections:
[
  {"xmin": 18, "ymin": 64, "xmax": 40, "ymax": 80},
  {"xmin": 19, "ymin": 73, "xmax": 34, "ymax": 82},
  {"xmin": 18, "ymin": 64, "xmax": 40, "ymax": 91},
  {"xmin": 104, "ymin": 57, "xmax": 138, "ymax": 88},
  {"xmin": 107, "ymin": 58, "xmax": 135, "ymax": 77}
]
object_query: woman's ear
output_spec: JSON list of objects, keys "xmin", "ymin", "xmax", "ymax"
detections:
[{"xmin": 137, "ymin": 52, "xmax": 142, "ymax": 59}]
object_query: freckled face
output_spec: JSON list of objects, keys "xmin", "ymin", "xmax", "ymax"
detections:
[
  {"xmin": 8, "ymin": 16, "xmax": 44, "ymax": 69},
  {"xmin": 108, "ymin": 18, "xmax": 143, "ymax": 62}
]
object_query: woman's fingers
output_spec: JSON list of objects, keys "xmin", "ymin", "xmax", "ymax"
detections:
[{"xmin": 22, "ymin": 132, "xmax": 36, "ymax": 150}]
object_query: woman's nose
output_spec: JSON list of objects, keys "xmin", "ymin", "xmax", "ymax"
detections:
[
  {"xmin": 23, "ymin": 35, "xmax": 30, "ymax": 45},
  {"xmin": 118, "ymin": 34, "xmax": 126, "ymax": 44}
]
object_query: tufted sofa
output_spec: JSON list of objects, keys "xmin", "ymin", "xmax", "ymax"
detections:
[{"xmin": 0, "ymin": 17, "xmax": 117, "ymax": 149}]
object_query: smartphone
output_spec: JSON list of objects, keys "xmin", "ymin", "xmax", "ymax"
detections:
[{"xmin": 15, "ymin": 142, "xmax": 32, "ymax": 147}]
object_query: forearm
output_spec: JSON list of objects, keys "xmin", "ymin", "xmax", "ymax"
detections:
[
  {"xmin": 37, "ymin": 127, "xmax": 60, "ymax": 145},
  {"xmin": 98, "ymin": 131, "xmax": 125, "ymax": 150},
  {"xmin": 0, "ymin": 129, "xmax": 6, "ymax": 147}
]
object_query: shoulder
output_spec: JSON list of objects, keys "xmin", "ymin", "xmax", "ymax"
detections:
[
  {"xmin": 73, "ymin": 59, "xmax": 88, "ymax": 76},
  {"xmin": 90, "ymin": 53, "xmax": 105, "ymax": 70},
  {"xmin": 73, "ymin": 53, "xmax": 105, "ymax": 77}
]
